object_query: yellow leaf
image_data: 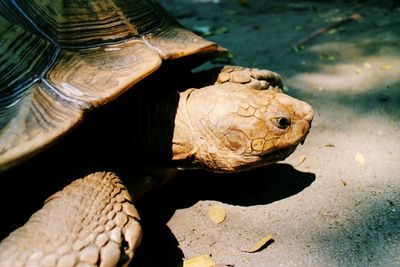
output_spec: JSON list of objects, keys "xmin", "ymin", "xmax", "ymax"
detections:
[
  {"xmin": 208, "ymin": 205, "xmax": 226, "ymax": 224},
  {"xmin": 183, "ymin": 254, "xmax": 216, "ymax": 267},
  {"xmin": 363, "ymin": 62, "xmax": 372, "ymax": 69},
  {"xmin": 241, "ymin": 234, "xmax": 274, "ymax": 253},
  {"xmin": 295, "ymin": 155, "xmax": 306, "ymax": 167},
  {"xmin": 381, "ymin": 64, "xmax": 392, "ymax": 70},
  {"xmin": 355, "ymin": 153, "xmax": 365, "ymax": 165}
]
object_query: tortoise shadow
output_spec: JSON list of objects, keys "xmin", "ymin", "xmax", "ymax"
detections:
[{"xmin": 132, "ymin": 163, "xmax": 315, "ymax": 266}]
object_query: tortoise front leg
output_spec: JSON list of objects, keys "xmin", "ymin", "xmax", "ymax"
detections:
[
  {"xmin": 176, "ymin": 66, "xmax": 283, "ymax": 92},
  {"xmin": 182, "ymin": 65, "xmax": 283, "ymax": 91},
  {"xmin": 0, "ymin": 172, "xmax": 141, "ymax": 267},
  {"xmin": 214, "ymin": 66, "xmax": 283, "ymax": 91}
]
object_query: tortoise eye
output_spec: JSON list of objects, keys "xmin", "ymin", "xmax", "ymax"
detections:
[{"xmin": 272, "ymin": 117, "xmax": 291, "ymax": 129}]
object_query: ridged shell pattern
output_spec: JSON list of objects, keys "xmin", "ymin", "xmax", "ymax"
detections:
[{"xmin": 0, "ymin": 0, "xmax": 216, "ymax": 170}]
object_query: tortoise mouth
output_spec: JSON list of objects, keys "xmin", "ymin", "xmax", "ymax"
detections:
[
  {"xmin": 226, "ymin": 144, "xmax": 299, "ymax": 173},
  {"xmin": 260, "ymin": 145, "xmax": 298, "ymax": 164}
]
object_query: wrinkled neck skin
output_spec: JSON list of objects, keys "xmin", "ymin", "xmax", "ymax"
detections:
[
  {"xmin": 128, "ymin": 88, "xmax": 198, "ymax": 169},
  {"xmin": 171, "ymin": 89, "xmax": 198, "ymax": 163},
  {"xmin": 128, "ymin": 89, "xmax": 179, "ymax": 164}
]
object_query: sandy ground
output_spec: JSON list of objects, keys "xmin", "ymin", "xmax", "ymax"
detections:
[
  {"xmin": 133, "ymin": 1, "xmax": 400, "ymax": 266},
  {"xmin": 0, "ymin": 1, "xmax": 398, "ymax": 267}
]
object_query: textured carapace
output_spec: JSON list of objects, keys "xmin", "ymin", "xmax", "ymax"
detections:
[
  {"xmin": 173, "ymin": 67, "xmax": 313, "ymax": 171},
  {"xmin": 0, "ymin": 0, "xmax": 218, "ymax": 171}
]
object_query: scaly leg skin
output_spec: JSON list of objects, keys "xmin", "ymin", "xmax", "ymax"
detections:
[
  {"xmin": 180, "ymin": 65, "xmax": 283, "ymax": 91},
  {"xmin": 0, "ymin": 172, "xmax": 142, "ymax": 267},
  {"xmin": 214, "ymin": 66, "xmax": 284, "ymax": 91}
]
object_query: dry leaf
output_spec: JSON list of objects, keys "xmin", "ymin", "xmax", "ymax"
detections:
[
  {"xmin": 241, "ymin": 234, "xmax": 274, "ymax": 253},
  {"xmin": 325, "ymin": 144, "xmax": 335, "ymax": 147},
  {"xmin": 328, "ymin": 28, "xmax": 338, "ymax": 34},
  {"xmin": 192, "ymin": 25, "xmax": 212, "ymax": 36},
  {"xmin": 381, "ymin": 64, "xmax": 392, "ymax": 70},
  {"xmin": 295, "ymin": 155, "xmax": 306, "ymax": 167},
  {"xmin": 327, "ymin": 55, "xmax": 336, "ymax": 61},
  {"xmin": 294, "ymin": 25, "xmax": 304, "ymax": 31},
  {"xmin": 215, "ymin": 26, "xmax": 229, "ymax": 34},
  {"xmin": 208, "ymin": 205, "xmax": 226, "ymax": 224},
  {"xmin": 355, "ymin": 153, "xmax": 365, "ymax": 165},
  {"xmin": 363, "ymin": 62, "xmax": 372, "ymax": 69},
  {"xmin": 183, "ymin": 254, "xmax": 216, "ymax": 267}
]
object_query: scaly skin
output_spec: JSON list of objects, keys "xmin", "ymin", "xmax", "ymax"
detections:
[
  {"xmin": 0, "ymin": 172, "xmax": 141, "ymax": 267},
  {"xmin": 173, "ymin": 66, "xmax": 313, "ymax": 171},
  {"xmin": 0, "ymin": 67, "xmax": 313, "ymax": 266}
]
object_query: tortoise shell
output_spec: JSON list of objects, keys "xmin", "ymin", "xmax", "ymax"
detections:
[{"xmin": 0, "ymin": 0, "xmax": 218, "ymax": 170}]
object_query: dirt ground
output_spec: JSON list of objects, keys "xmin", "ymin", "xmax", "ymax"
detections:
[
  {"xmin": 133, "ymin": 1, "xmax": 400, "ymax": 266},
  {"xmin": 0, "ymin": 1, "xmax": 398, "ymax": 267}
]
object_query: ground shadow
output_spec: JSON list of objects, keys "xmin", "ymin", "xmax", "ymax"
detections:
[
  {"xmin": 133, "ymin": 163, "xmax": 315, "ymax": 266},
  {"xmin": 312, "ymin": 190, "xmax": 400, "ymax": 265}
]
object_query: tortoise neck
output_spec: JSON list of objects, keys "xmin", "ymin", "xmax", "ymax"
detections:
[
  {"xmin": 171, "ymin": 89, "xmax": 198, "ymax": 162},
  {"xmin": 127, "ymin": 88, "xmax": 179, "ymax": 163}
]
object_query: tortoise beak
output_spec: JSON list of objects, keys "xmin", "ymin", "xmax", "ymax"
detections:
[
  {"xmin": 303, "ymin": 103, "xmax": 314, "ymax": 123},
  {"xmin": 300, "ymin": 102, "xmax": 314, "ymax": 145}
]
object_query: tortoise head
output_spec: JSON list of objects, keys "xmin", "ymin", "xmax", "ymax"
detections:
[{"xmin": 172, "ymin": 82, "xmax": 313, "ymax": 172}]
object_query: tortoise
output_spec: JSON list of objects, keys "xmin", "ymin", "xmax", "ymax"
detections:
[{"xmin": 0, "ymin": 0, "xmax": 313, "ymax": 266}]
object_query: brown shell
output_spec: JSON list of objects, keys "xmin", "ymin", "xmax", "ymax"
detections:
[{"xmin": 0, "ymin": 0, "xmax": 218, "ymax": 170}]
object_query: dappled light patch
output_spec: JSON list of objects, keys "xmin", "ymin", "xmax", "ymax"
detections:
[{"xmin": 288, "ymin": 51, "xmax": 400, "ymax": 93}]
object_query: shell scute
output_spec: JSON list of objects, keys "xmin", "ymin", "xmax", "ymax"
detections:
[{"xmin": 0, "ymin": 0, "xmax": 217, "ymax": 170}]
